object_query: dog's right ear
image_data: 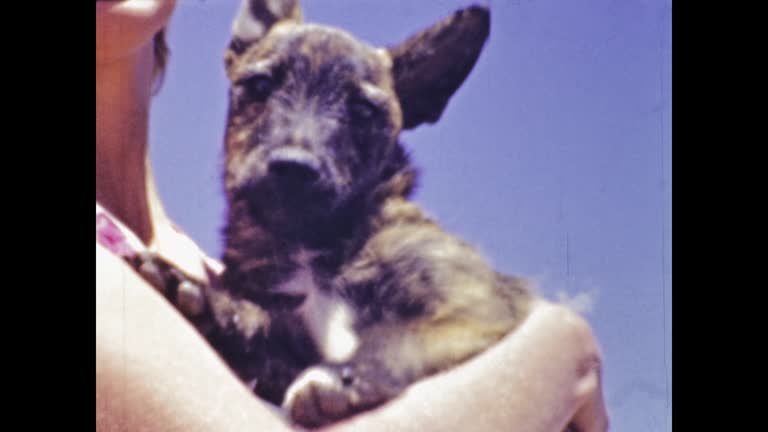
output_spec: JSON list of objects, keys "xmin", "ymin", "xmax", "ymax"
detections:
[
  {"xmin": 225, "ymin": 0, "xmax": 302, "ymax": 71},
  {"xmin": 388, "ymin": 5, "xmax": 490, "ymax": 130}
]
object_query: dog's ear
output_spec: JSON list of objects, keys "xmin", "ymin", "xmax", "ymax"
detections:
[
  {"xmin": 225, "ymin": 0, "xmax": 302, "ymax": 69},
  {"xmin": 387, "ymin": 5, "xmax": 490, "ymax": 130}
]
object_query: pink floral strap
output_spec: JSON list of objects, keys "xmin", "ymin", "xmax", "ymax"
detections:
[{"xmin": 96, "ymin": 203, "xmax": 147, "ymax": 258}]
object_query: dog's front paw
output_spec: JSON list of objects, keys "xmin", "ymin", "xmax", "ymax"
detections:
[
  {"xmin": 282, "ymin": 366, "xmax": 351, "ymax": 428},
  {"xmin": 282, "ymin": 363, "xmax": 400, "ymax": 428}
]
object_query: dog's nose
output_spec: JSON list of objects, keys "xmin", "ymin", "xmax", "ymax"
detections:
[
  {"xmin": 269, "ymin": 160, "xmax": 319, "ymax": 184},
  {"xmin": 267, "ymin": 148, "xmax": 320, "ymax": 186}
]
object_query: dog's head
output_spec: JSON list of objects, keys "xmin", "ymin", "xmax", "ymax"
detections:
[{"xmin": 223, "ymin": 0, "xmax": 490, "ymax": 231}]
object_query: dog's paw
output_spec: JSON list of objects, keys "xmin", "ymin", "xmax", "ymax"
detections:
[
  {"xmin": 282, "ymin": 364, "xmax": 398, "ymax": 428},
  {"xmin": 282, "ymin": 366, "xmax": 351, "ymax": 428}
]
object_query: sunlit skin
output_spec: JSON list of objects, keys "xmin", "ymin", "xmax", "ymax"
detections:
[
  {"xmin": 96, "ymin": 0, "xmax": 176, "ymax": 64},
  {"xmin": 95, "ymin": 1, "xmax": 608, "ymax": 431}
]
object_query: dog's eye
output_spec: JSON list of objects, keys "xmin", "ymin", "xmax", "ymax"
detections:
[
  {"xmin": 348, "ymin": 98, "xmax": 379, "ymax": 121},
  {"xmin": 239, "ymin": 74, "xmax": 275, "ymax": 101}
]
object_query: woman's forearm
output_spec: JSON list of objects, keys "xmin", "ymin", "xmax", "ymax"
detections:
[
  {"xmin": 98, "ymin": 243, "xmax": 605, "ymax": 432},
  {"xmin": 324, "ymin": 301, "xmax": 605, "ymax": 432}
]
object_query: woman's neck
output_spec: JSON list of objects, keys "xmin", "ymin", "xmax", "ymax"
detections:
[{"xmin": 96, "ymin": 43, "xmax": 167, "ymax": 244}]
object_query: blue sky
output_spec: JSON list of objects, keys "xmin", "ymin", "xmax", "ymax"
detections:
[{"xmin": 150, "ymin": 1, "xmax": 672, "ymax": 430}]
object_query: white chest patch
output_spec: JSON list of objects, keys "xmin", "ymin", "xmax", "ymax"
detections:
[{"xmin": 276, "ymin": 249, "xmax": 360, "ymax": 363}]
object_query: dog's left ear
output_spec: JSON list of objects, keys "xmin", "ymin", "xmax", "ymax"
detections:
[
  {"xmin": 225, "ymin": 0, "xmax": 303, "ymax": 71},
  {"xmin": 388, "ymin": 5, "xmax": 490, "ymax": 130}
]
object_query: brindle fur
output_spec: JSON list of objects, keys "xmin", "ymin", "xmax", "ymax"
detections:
[{"xmin": 201, "ymin": 1, "xmax": 543, "ymax": 428}]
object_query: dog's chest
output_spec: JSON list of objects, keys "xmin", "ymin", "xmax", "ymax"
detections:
[{"xmin": 275, "ymin": 249, "xmax": 359, "ymax": 363}]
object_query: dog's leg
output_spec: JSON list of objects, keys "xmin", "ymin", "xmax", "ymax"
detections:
[{"xmin": 282, "ymin": 313, "xmax": 521, "ymax": 428}]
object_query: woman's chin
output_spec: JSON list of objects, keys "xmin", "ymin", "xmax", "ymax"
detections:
[{"xmin": 96, "ymin": 0, "xmax": 176, "ymax": 60}]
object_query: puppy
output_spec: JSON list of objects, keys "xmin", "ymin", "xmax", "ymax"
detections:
[{"xmin": 205, "ymin": 1, "xmax": 541, "ymax": 428}]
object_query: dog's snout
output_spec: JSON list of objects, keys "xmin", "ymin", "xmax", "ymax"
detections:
[{"xmin": 267, "ymin": 148, "xmax": 321, "ymax": 186}]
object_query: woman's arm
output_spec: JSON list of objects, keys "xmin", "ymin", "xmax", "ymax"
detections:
[
  {"xmin": 96, "ymin": 243, "xmax": 293, "ymax": 431},
  {"xmin": 323, "ymin": 301, "xmax": 608, "ymax": 432},
  {"xmin": 97, "ymin": 242, "xmax": 607, "ymax": 431}
]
